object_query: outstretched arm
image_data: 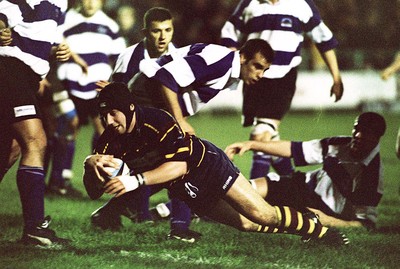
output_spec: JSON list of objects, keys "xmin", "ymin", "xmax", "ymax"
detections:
[{"xmin": 225, "ymin": 140, "xmax": 292, "ymax": 160}]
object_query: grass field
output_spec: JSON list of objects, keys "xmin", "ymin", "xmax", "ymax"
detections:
[{"xmin": 0, "ymin": 110, "xmax": 399, "ymax": 269}]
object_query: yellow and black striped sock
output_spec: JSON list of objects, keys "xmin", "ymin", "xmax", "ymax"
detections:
[{"xmin": 273, "ymin": 206, "xmax": 328, "ymax": 238}]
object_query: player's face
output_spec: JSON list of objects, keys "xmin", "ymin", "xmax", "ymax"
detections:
[
  {"xmin": 350, "ymin": 123, "xmax": 380, "ymax": 159},
  {"xmin": 102, "ymin": 108, "xmax": 134, "ymax": 135},
  {"xmin": 240, "ymin": 52, "xmax": 271, "ymax": 85},
  {"xmin": 145, "ymin": 20, "xmax": 174, "ymax": 58},
  {"xmin": 80, "ymin": 0, "xmax": 103, "ymax": 17}
]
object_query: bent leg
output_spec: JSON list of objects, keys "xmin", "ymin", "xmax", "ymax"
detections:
[{"xmin": 220, "ymin": 173, "xmax": 328, "ymax": 239}]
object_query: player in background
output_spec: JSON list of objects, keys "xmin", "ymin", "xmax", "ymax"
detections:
[
  {"xmin": 47, "ymin": 0, "xmax": 126, "ymax": 196},
  {"xmin": 220, "ymin": 0, "xmax": 344, "ymax": 178},
  {"xmin": 83, "ymin": 82, "xmax": 349, "ymax": 246},
  {"xmin": 136, "ymin": 38, "xmax": 275, "ymax": 135},
  {"xmin": 0, "ymin": 0, "xmax": 71, "ymax": 248},
  {"xmin": 94, "ymin": 7, "xmax": 201, "ymax": 243},
  {"xmin": 225, "ymin": 112, "xmax": 386, "ymax": 230},
  {"xmin": 381, "ymin": 52, "xmax": 400, "ymax": 159}
]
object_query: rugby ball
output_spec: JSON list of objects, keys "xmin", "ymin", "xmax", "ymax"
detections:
[{"xmin": 104, "ymin": 158, "xmax": 130, "ymax": 179}]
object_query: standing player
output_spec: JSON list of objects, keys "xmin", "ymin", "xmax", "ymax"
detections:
[
  {"xmin": 83, "ymin": 82, "xmax": 349, "ymax": 246},
  {"xmin": 381, "ymin": 52, "xmax": 400, "ymax": 159},
  {"xmin": 0, "ymin": 0, "xmax": 71, "ymax": 248},
  {"xmin": 94, "ymin": 7, "xmax": 201, "ymax": 242},
  {"xmin": 225, "ymin": 112, "xmax": 386, "ymax": 230},
  {"xmin": 220, "ymin": 0, "xmax": 344, "ymax": 178},
  {"xmin": 48, "ymin": 0, "xmax": 126, "ymax": 196}
]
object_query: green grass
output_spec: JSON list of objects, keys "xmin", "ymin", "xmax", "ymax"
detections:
[{"xmin": 1, "ymin": 110, "xmax": 399, "ymax": 269}]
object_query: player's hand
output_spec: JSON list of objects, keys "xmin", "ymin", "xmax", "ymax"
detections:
[
  {"xmin": 55, "ymin": 42, "xmax": 71, "ymax": 62},
  {"xmin": 0, "ymin": 28, "xmax": 12, "ymax": 46},
  {"xmin": 96, "ymin": 80, "xmax": 110, "ymax": 91},
  {"xmin": 71, "ymin": 52, "xmax": 89, "ymax": 74},
  {"xmin": 84, "ymin": 154, "xmax": 120, "ymax": 184},
  {"xmin": 330, "ymin": 80, "xmax": 344, "ymax": 102},
  {"xmin": 224, "ymin": 141, "xmax": 252, "ymax": 160},
  {"xmin": 104, "ymin": 174, "xmax": 145, "ymax": 197}
]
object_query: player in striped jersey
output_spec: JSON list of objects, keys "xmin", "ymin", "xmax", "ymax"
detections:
[
  {"xmin": 47, "ymin": 0, "xmax": 126, "ymax": 196},
  {"xmin": 83, "ymin": 82, "xmax": 349, "ymax": 246},
  {"xmin": 93, "ymin": 7, "xmax": 201, "ymax": 243},
  {"xmin": 0, "ymin": 0, "xmax": 71, "ymax": 248},
  {"xmin": 221, "ymin": 0, "xmax": 344, "ymax": 179},
  {"xmin": 225, "ymin": 112, "xmax": 385, "ymax": 230},
  {"xmin": 137, "ymin": 38, "xmax": 275, "ymax": 135}
]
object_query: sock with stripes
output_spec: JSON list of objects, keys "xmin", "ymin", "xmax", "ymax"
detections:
[{"xmin": 256, "ymin": 206, "xmax": 328, "ymax": 239}]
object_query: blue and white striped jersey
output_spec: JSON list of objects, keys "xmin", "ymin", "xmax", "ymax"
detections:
[
  {"xmin": 139, "ymin": 43, "xmax": 241, "ymax": 116},
  {"xmin": 112, "ymin": 40, "xmax": 177, "ymax": 85},
  {"xmin": 291, "ymin": 136, "xmax": 383, "ymax": 224},
  {"xmin": 221, "ymin": 0, "xmax": 338, "ymax": 79},
  {"xmin": 0, "ymin": 0, "xmax": 67, "ymax": 78},
  {"xmin": 57, "ymin": 8, "xmax": 126, "ymax": 100}
]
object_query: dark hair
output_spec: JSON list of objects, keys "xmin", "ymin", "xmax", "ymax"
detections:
[
  {"xmin": 355, "ymin": 112, "xmax": 386, "ymax": 137},
  {"xmin": 143, "ymin": 7, "xmax": 172, "ymax": 29},
  {"xmin": 239, "ymin": 39, "xmax": 275, "ymax": 63}
]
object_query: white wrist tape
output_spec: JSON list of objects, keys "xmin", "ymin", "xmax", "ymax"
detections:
[{"xmin": 119, "ymin": 174, "xmax": 145, "ymax": 192}]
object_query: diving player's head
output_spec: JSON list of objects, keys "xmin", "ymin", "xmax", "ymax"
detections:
[
  {"xmin": 97, "ymin": 82, "xmax": 137, "ymax": 134},
  {"xmin": 350, "ymin": 112, "xmax": 386, "ymax": 159}
]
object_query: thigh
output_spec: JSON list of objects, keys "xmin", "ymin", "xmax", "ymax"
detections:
[
  {"xmin": 204, "ymin": 197, "xmax": 257, "ymax": 231},
  {"xmin": 224, "ymin": 173, "xmax": 278, "ymax": 225}
]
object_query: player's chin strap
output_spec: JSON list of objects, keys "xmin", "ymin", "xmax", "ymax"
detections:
[{"xmin": 118, "ymin": 173, "xmax": 145, "ymax": 192}]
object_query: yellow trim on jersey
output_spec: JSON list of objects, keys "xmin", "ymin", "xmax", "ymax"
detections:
[
  {"xmin": 160, "ymin": 124, "xmax": 177, "ymax": 142},
  {"xmin": 144, "ymin": 123, "xmax": 160, "ymax": 134},
  {"xmin": 165, "ymin": 147, "xmax": 190, "ymax": 159},
  {"xmin": 196, "ymin": 139, "xmax": 206, "ymax": 167}
]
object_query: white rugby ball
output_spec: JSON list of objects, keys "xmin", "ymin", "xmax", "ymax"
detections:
[{"xmin": 104, "ymin": 158, "xmax": 130, "ymax": 179}]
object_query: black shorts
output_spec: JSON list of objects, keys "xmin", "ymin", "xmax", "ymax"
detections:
[
  {"xmin": 168, "ymin": 140, "xmax": 240, "ymax": 216},
  {"xmin": 242, "ymin": 68, "xmax": 297, "ymax": 126},
  {"xmin": 70, "ymin": 95, "xmax": 99, "ymax": 126},
  {"xmin": 266, "ymin": 172, "xmax": 335, "ymax": 215},
  {"xmin": 0, "ymin": 57, "xmax": 42, "ymax": 125}
]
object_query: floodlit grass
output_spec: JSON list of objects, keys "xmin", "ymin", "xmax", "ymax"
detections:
[{"xmin": 0, "ymin": 110, "xmax": 399, "ymax": 269}]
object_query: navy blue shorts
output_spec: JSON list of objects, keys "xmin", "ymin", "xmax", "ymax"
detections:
[
  {"xmin": 242, "ymin": 68, "xmax": 297, "ymax": 126},
  {"xmin": 70, "ymin": 95, "xmax": 99, "ymax": 126},
  {"xmin": 168, "ymin": 140, "xmax": 240, "ymax": 216},
  {"xmin": 0, "ymin": 57, "xmax": 42, "ymax": 125}
]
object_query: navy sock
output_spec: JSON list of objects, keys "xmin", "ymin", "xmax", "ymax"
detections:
[
  {"xmin": 137, "ymin": 185, "xmax": 152, "ymax": 221},
  {"xmin": 250, "ymin": 151, "xmax": 272, "ymax": 178},
  {"xmin": 17, "ymin": 166, "xmax": 45, "ymax": 232},
  {"xmin": 170, "ymin": 198, "xmax": 191, "ymax": 231},
  {"xmin": 49, "ymin": 137, "xmax": 65, "ymax": 188}
]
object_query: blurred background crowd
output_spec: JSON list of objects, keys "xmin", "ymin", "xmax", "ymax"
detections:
[{"xmin": 67, "ymin": 0, "xmax": 400, "ymax": 71}]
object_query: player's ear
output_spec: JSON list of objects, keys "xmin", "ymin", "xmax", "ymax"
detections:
[
  {"xmin": 129, "ymin": 104, "xmax": 135, "ymax": 111},
  {"xmin": 240, "ymin": 53, "xmax": 247, "ymax": 64}
]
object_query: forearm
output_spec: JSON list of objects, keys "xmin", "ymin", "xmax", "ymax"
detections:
[
  {"xmin": 143, "ymin": 161, "xmax": 187, "ymax": 185},
  {"xmin": 250, "ymin": 140, "xmax": 292, "ymax": 158},
  {"xmin": 321, "ymin": 49, "xmax": 342, "ymax": 83}
]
